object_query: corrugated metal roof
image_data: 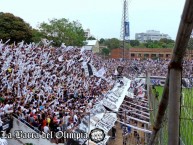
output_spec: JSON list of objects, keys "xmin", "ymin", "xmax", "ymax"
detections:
[{"xmin": 85, "ymin": 40, "xmax": 97, "ymax": 46}]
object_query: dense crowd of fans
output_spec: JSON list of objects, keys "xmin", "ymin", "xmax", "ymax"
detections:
[
  {"xmin": 0, "ymin": 41, "xmax": 193, "ymax": 143},
  {"xmin": 0, "ymin": 43, "xmax": 117, "ymax": 143}
]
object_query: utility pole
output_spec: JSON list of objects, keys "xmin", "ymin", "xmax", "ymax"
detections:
[
  {"xmin": 120, "ymin": 0, "xmax": 130, "ymax": 60},
  {"xmin": 123, "ymin": 1, "xmax": 125, "ymax": 60}
]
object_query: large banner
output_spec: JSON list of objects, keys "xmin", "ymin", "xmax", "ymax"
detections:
[
  {"xmin": 124, "ymin": 21, "xmax": 130, "ymax": 37},
  {"xmin": 95, "ymin": 113, "xmax": 117, "ymax": 133},
  {"xmin": 102, "ymin": 77, "xmax": 131, "ymax": 112}
]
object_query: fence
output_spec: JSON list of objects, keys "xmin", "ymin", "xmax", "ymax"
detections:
[
  {"xmin": 148, "ymin": 83, "xmax": 168, "ymax": 145},
  {"xmin": 149, "ymin": 77, "xmax": 193, "ymax": 145},
  {"xmin": 179, "ymin": 87, "xmax": 193, "ymax": 145},
  {"xmin": 171, "ymin": 37, "xmax": 193, "ymax": 145}
]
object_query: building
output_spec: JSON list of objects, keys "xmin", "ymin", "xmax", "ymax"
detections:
[
  {"xmin": 135, "ymin": 30, "xmax": 171, "ymax": 43},
  {"xmin": 128, "ymin": 48, "xmax": 172, "ymax": 59},
  {"xmin": 84, "ymin": 29, "xmax": 91, "ymax": 39},
  {"xmin": 110, "ymin": 48, "xmax": 193, "ymax": 60},
  {"xmin": 84, "ymin": 40, "xmax": 100, "ymax": 53},
  {"xmin": 110, "ymin": 48, "xmax": 130, "ymax": 59}
]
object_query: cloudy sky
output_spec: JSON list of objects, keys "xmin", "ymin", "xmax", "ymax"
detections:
[{"xmin": 0, "ymin": 0, "xmax": 185, "ymax": 40}]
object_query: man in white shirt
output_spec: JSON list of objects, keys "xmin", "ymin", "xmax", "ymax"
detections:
[
  {"xmin": 3, "ymin": 102, "xmax": 11, "ymax": 114},
  {"xmin": 64, "ymin": 114, "xmax": 70, "ymax": 126}
]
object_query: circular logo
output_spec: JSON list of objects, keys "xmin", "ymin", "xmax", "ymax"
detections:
[
  {"xmin": 55, "ymin": 131, "xmax": 63, "ymax": 139},
  {"xmin": 117, "ymin": 66, "xmax": 124, "ymax": 75},
  {"xmin": 89, "ymin": 128, "xmax": 105, "ymax": 143}
]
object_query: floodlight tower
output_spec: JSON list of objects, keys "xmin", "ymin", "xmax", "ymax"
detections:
[{"xmin": 120, "ymin": 0, "xmax": 130, "ymax": 60}]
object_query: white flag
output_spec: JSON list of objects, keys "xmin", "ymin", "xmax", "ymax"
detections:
[
  {"xmin": 61, "ymin": 43, "xmax": 66, "ymax": 48},
  {"xmin": 80, "ymin": 47, "xmax": 85, "ymax": 54},
  {"xmin": 95, "ymin": 67, "xmax": 106, "ymax": 78},
  {"xmin": 58, "ymin": 55, "xmax": 64, "ymax": 62}
]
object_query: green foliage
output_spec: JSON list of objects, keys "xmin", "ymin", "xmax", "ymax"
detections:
[
  {"xmin": 39, "ymin": 18, "xmax": 86, "ymax": 47},
  {"xmin": 87, "ymin": 36, "xmax": 96, "ymax": 40},
  {"xmin": 159, "ymin": 38, "xmax": 174, "ymax": 44},
  {"xmin": 137, "ymin": 43, "xmax": 146, "ymax": 48},
  {"xmin": 145, "ymin": 40, "xmax": 159, "ymax": 48},
  {"xmin": 130, "ymin": 40, "xmax": 140, "ymax": 47},
  {"xmin": 104, "ymin": 38, "xmax": 120, "ymax": 50},
  {"xmin": 101, "ymin": 48, "xmax": 110, "ymax": 56},
  {"xmin": 99, "ymin": 38, "xmax": 105, "ymax": 44},
  {"xmin": 31, "ymin": 28, "xmax": 44, "ymax": 43},
  {"xmin": 0, "ymin": 12, "xmax": 32, "ymax": 43},
  {"xmin": 144, "ymin": 39, "xmax": 174, "ymax": 49},
  {"xmin": 159, "ymin": 38, "xmax": 175, "ymax": 48},
  {"xmin": 120, "ymin": 41, "xmax": 131, "ymax": 49},
  {"xmin": 100, "ymin": 38, "xmax": 174, "ymax": 51}
]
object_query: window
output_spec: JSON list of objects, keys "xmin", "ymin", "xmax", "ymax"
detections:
[
  {"xmin": 166, "ymin": 54, "xmax": 171, "ymax": 58},
  {"xmin": 151, "ymin": 54, "xmax": 157, "ymax": 59},
  {"xmin": 159, "ymin": 54, "xmax": 164, "ymax": 57},
  {"xmin": 131, "ymin": 53, "xmax": 135, "ymax": 57},
  {"xmin": 144, "ymin": 54, "xmax": 149, "ymax": 58},
  {"xmin": 151, "ymin": 54, "xmax": 156, "ymax": 57}
]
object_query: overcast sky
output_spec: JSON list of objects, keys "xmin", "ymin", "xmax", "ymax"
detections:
[{"xmin": 0, "ymin": 0, "xmax": 185, "ymax": 40}]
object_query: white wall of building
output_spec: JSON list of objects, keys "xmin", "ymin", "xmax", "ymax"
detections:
[{"xmin": 135, "ymin": 30, "xmax": 171, "ymax": 42}]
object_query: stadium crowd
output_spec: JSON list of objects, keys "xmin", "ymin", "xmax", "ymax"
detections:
[{"xmin": 0, "ymin": 41, "xmax": 193, "ymax": 143}]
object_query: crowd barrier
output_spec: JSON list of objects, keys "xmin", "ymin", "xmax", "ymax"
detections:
[{"xmin": 10, "ymin": 116, "xmax": 63, "ymax": 145}]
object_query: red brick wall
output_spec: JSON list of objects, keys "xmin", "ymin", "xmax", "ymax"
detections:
[
  {"xmin": 110, "ymin": 48, "xmax": 130, "ymax": 59},
  {"xmin": 110, "ymin": 48, "xmax": 193, "ymax": 59}
]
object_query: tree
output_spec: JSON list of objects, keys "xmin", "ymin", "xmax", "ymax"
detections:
[
  {"xmin": 39, "ymin": 18, "xmax": 86, "ymax": 46},
  {"xmin": 87, "ymin": 36, "xmax": 96, "ymax": 40},
  {"xmin": 104, "ymin": 38, "xmax": 120, "ymax": 50},
  {"xmin": 159, "ymin": 38, "xmax": 174, "ymax": 44},
  {"xmin": 144, "ymin": 40, "xmax": 161, "ymax": 48},
  {"xmin": 138, "ymin": 43, "xmax": 146, "ymax": 48},
  {"xmin": 99, "ymin": 38, "xmax": 105, "ymax": 44},
  {"xmin": 120, "ymin": 41, "xmax": 131, "ymax": 49},
  {"xmin": 125, "ymin": 42, "xmax": 132, "ymax": 49},
  {"xmin": 0, "ymin": 12, "xmax": 32, "ymax": 43},
  {"xmin": 159, "ymin": 38, "xmax": 175, "ymax": 48},
  {"xmin": 31, "ymin": 29, "xmax": 44, "ymax": 43},
  {"xmin": 130, "ymin": 40, "xmax": 140, "ymax": 47},
  {"xmin": 101, "ymin": 48, "xmax": 110, "ymax": 56}
]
